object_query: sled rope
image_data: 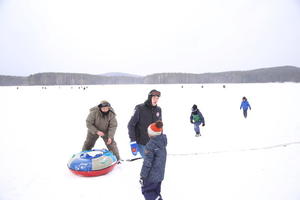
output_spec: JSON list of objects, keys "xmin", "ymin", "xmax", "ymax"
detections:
[{"xmin": 168, "ymin": 141, "xmax": 300, "ymax": 156}]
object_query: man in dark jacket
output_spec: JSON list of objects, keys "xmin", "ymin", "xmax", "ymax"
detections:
[
  {"xmin": 140, "ymin": 121, "xmax": 167, "ymax": 200},
  {"xmin": 128, "ymin": 89, "xmax": 162, "ymax": 158}
]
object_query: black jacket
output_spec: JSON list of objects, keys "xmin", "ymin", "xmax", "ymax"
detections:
[{"xmin": 128, "ymin": 100, "xmax": 162, "ymax": 145}]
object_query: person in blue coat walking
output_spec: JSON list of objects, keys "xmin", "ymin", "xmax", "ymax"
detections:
[
  {"xmin": 240, "ymin": 96, "xmax": 251, "ymax": 118},
  {"xmin": 190, "ymin": 104, "xmax": 205, "ymax": 137},
  {"xmin": 140, "ymin": 120, "xmax": 167, "ymax": 200}
]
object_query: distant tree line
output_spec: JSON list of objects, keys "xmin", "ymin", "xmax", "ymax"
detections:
[{"xmin": 1, "ymin": 66, "xmax": 300, "ymax": 86}]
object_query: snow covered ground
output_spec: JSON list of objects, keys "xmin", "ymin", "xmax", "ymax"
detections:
[{"xmin": 0, "ymin": 83, "xmax": 299, "ymax": 200}]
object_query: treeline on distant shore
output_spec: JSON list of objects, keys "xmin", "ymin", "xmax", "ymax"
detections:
[{"xmin": 1, "ymin": 66, "xmax": 300, "ymax": 86}]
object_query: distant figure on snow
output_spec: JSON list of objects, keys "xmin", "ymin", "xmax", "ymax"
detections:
[
  {"xmin": 140, "ymin": 120, "xmax": 167, "ymax": 200},
  {"xmin": 240, "ymin": 96, "xmax": 251, "ymax": 118},
  {"xmin": 82, "ymin": 100, "xmax": 121, "ymax": 162},
  {"xmin": 190, "ymin": 104, "xmax": 205, "ymax": 137}
]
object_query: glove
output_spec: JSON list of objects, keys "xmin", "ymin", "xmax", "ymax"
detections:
[
  {"xmin": 139, "ymin": 177, "xmax": 144, "ymax": 186},
  {"xmin": 202, "ymin": 123, "xmax": 205, "ymax": 127},
  {"xmin": 190, "ymin": 119, "xmax": 194, "ymax": 124},
  {"xmin": 130, "ymin": 141, "xmax": 139, "ymax": 156}
]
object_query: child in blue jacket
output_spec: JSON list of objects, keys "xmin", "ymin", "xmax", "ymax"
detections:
[
  {"xmin": 190, "ymin": 104, "xmax": 205, "ymax": 137},
  {"xmin": 240, "ymin": 96, "xmax": 251, "ymax": 118},
  {"xmin": 140, "ymin": 120, "xmax": 167, "ymax": 200}
]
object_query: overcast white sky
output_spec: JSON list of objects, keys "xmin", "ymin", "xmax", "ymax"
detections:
[{"xmin": 1, "ymin": 0, "xmax": 300, "ymax": 76}]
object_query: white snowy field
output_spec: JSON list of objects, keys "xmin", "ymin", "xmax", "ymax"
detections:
[{"xmin": 0, "ymin": 83, "xmax": 300, "ymax": 200}]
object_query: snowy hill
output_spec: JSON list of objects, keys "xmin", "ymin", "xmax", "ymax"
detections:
[
  {"xmin": 1, "ymin": 66, "xmax": 300, "ymax": 85},
  {"xmin": 0, "ymin": 83, "xmax": 299, "ymax": 200},
  {"xmin": 100, "ymin": 72, "xmax": 142, "ymax": 77}
]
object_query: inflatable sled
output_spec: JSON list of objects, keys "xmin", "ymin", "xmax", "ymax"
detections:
[{"xmin": 68, "ymin": 149, "xmax": 117, "ymax": 177}]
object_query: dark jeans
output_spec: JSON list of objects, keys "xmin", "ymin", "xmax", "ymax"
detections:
[
  {"xmin": 137, "ymin": 144, "xmax": 146, "ymax": 158},
  {"xmin": 243, "ymin": 109, "xmax": 248, "ymax": 118},
  {"xmin": 142, "ymin": 181, "xmax": 163, "ymax": 200}
]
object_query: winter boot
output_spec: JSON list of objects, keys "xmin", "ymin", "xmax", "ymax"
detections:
[
  {"xmin": 195, "ymin": 132, "xmax": 201, "ymax": 137},
  {"xmin": 117, "ymin": 159, "xmax": 123, "ymax": 164}
]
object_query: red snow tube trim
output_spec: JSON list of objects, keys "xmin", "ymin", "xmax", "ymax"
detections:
[{"xmin": 69, "ymin": 162, "xmax": 117, "ymax": 177}]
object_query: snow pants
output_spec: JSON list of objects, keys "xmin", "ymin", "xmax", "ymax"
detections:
[
  {"xmin": 142, "ymin": 181, "xmax": 163, "ymax": 200},
  {"xmin": 82, "ymin": 132, "xmax": 121, "ymax": 160},
  {"xmin": 243, "ymin": 109, "xmax": 248, "ymax": 118},
  {"xmin": 193, "ymin": 121, "xmax": 202, "ymax": 134}
]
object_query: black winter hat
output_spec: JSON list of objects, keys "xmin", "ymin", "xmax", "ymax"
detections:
[
  {"xmin": 147, "ymin": 89, "xmax": 161, "ymax": 102},
  {"xmin": 192, "ymin": 104, "xmax": 197, "ymax": 111},
  {"xmin": 98, "ymin": 100, "xmax": 111, "ymax": 108},
  {"xmin": 148, "ymin": 89, "xmax": 161, "ymax": 97}
]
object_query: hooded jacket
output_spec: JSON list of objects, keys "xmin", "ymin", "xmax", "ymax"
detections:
[
  {"xmin": 190, "ymin": 109, "xmax": 205, "ymax": 124},
  {"xmin": 86, "ymin": 106, "xmax": 117, "ymax": 139},
  {"xmin": 128, "ymin": 100, "xmax": 162, "ymax": 145},
  {"xmin": 240, "ymin": 100, "xmax": 251, "ymax": 110},
  {"xmin": 140, "ymin": 134, "xmax": 167, "ymax": 183}
]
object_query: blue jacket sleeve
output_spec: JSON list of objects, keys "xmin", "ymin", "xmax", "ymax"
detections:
[
  {"xmin": 247, "ymin": 102, "xmax": 251, "ymax": 110},
  {"xmin": 127, "ymin": 106, "xmax": 140, "ymax": 142}
]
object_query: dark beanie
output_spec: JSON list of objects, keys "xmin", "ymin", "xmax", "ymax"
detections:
[
  {"xmin": 147, "ymin": 89, "xmax": 161, "ymax": 103},
  {"xmin": 148, "ymin": 89, "xmax": 161, "ymax": 98},
  {"xmin": 192, "ymin": 104, "xmax": 198, "ymax": 112},
  {"xmin": 98, "ymin": 100, "xmax": 111, "ymax": 108}
]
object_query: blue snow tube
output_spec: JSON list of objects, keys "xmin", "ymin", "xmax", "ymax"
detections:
[{"xmin": 68, "ymin": 149, "xmax": 117, "ymax": 176}]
